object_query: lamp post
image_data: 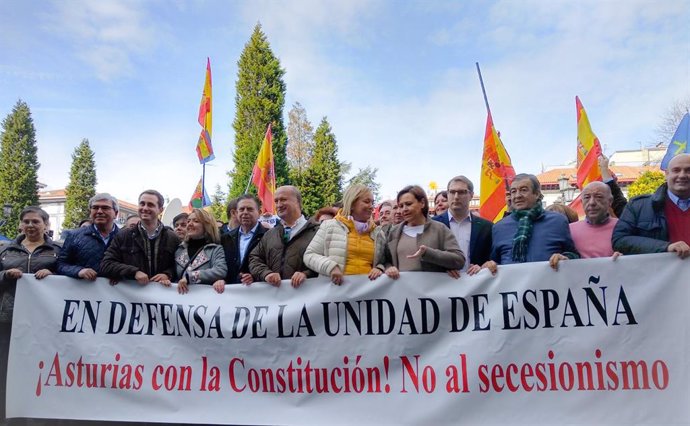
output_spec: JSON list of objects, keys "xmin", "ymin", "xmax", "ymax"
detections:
[
  {"xmin": 0, "ymin": 203, "xmax": 11, "ymax": 228},
  {"xmin": 557, "ymin": 174, "xmax": 576, "ymax": 203}
]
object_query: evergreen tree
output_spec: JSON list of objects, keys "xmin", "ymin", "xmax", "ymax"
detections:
[
  {"xmin": 347, "ymin": 166, "xmax": 381, "ymax": 202},
  {"xmin": 0, "ymin": 100, "xmax": 40, "ymax": 238},
  {"xmin": 628, "ymin": 170, "xmax": 666, "ymax": 198},
  {"xmin": 287, "ymin": 102, "xmax": 314, "ymax": 188},
  {"xmin": 63, "ymin": 139, "xmax": 97, "ymax": 230},
  {"xmin": 209, "ymin": 184, "xmax": 228, "ymax": 222},
  {"xmin": 301, "ymin": 117, "xmax": 343, "ymax": 216},
  {"xmin": 228, "ymin": 23, "xmax": 288, "ymax": 198}
]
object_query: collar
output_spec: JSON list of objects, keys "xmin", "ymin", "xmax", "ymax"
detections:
[
  {"xmin": 448, "ymin": 210, "xmax": 471, "ymax": 224},
  {"xmin": 93, "ymin": 223, "xmax": 118, "ymax": 236},
  {"xmin": 239, "ymin": 222, "xmax": 259, "ymax": 236},
  {"xmin": 667, "ymin": 189, "xmax": 690, "ymax": 206}
]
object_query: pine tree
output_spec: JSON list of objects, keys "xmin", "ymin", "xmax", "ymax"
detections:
[
  {"xmin": 0, "ymin": 100, "xmax": 40, "ymax": 238},
  {"xmin": 228, "ymin": 23, "xmax": 288, "ymax": 198},
  {"xmin": 347, "ymin": 166, "xmax": 382, "ymax": 202},
  {"xmin": 63, "ymin": 139, "xmax": 97, "ymax": 230},
  {"xmin": 209, "ymin": 184, "xmax": 228, "ymax": 222},
  {"xmin": 301, "ymin": 117, "xmax": 342, "ymax": 216},
  {"xmin": 287, "ymin": 102, "xmax": 314, "ymax": 188}
]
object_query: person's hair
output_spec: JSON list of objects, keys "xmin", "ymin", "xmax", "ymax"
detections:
[
  {"xmin": 226, "ymin": 197, "xmax": 239, "ymax": 219},
  {"xmin": 314, "ymin": 206, "xmax": 339, "ymax": 222},
  {"xmin": 187, "ymin": 208, "xmax": 220, "ymax": 244},
  {"xmin": 19, "ymin": 206, "xmax": 50, "ymax": 224},
  {"xmin": 78, "ymin": 219, "xmax": 92, "ymax": 227},
  {"xmin": 512, "ymin": 173, "xmax": 542, "ymax": 196},
  {"xmin": 139, "ymin": 189, "xmax": 165, "ymax": 208},
  {"xmin": 125, "ymin": 214, "xmax": 139, "ymax": 222},
  {"xmin": 397, "ymin": 185, "xmax": 429, "ymax": 218},
  {"xmin": 545, "ymin": 204, "xmax": 579, "ymax": 223},
  {"xmin": 434, "ymin": 190, "xmax": 448, "ymax": 204},
  {"xmin": 172, "ymin": 212, "xmax": 189, "ymax": 227},
  {"xmin": 236, "ymin": 194, "xmax": 260, "ymax": 210},
  {"xmin": 378, "ymin": 200, "xmax": 393, "ymax": 210},
  {"xmin": 341, "ymin": 184, "xmax": 372, "ymax": 217},
  {"xmin": 89, "ymin": 193, "xmax": 119, "ymax": 212},
  {"xmin": 447, "ymin": 175, "xmax": 474, "ymax": 193}
]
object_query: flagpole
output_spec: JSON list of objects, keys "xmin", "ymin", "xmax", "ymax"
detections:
[
  {"xmin": 201, "ymin": 163, "xmax": 206, "ymax": 204},
  {"xmin": 475, "ymin": 62, "xmax": 492, "ymax": 116},
  {"xmin": 244, "ymin": 170, "xmax": 254, "ymax": 194}
]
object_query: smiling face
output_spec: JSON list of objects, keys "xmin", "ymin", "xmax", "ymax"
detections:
[
  {"xmin": 274, "ymin": 186, "xmax": 301, "ymax": 223},
  {"xmin": 185, "ymin": 212, "xmax": 204, "ymax": 240},
  {"xmin": 666, "ymin": 154, "xmax": 690, "ymax": 199},
  {"xmin": 89, "ymin": 199, "xmax": 117, "ymax": 230},
  {"xmin": 510, "ymin": 177, "xmax": 541, "ymax": 211},
  {"xmin": 392, "ymin": 203, "xmax": 403, "ymax": 225},
  {"xmin": 351, "ymin": 191, "xmax": 374, "ymax": 222},
  {"xmin": 434, "ymin": 193, "xmax": 448, "ymax": 216},
  {"xmin": 138, "ymin": 193, "xmax": 163, "ymax": 225},
  {"xmin": 379, "ymin": 204, "xmax": 392, "ymax": 225},
  {"xmin": 20, "ymin": 212, "xmax": 47, "ymax": 242}
]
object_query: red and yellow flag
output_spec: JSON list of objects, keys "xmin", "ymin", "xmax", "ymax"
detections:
[
  {"xmin": 251, "ymin": 124, "xmax": 276, "ymax": 214},
  {"xmin": 196, "ymin": 58, "xmax": 214, "ymax": 164},
  {"xmin": 189, "ymin": 177, "xmax": 211, "ymax": 208},
  {"xmin": 479, "ymin": 112, "xmax": 516, "ymax": 223},
  {"xmin": 576, "ymin": 96, "xmax": 602, "ymax": 189}
]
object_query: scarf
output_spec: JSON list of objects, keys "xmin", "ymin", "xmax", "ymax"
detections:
[{"xmin": 511, "ymin": 204, "xmax": 544, "ymax": 263}]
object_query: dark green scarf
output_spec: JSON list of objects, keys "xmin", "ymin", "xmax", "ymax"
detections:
[{"xmin": 511, "ymin": 203, "xmax": 544, "ymax": 263}]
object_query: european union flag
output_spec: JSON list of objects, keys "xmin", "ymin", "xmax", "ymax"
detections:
[{"xmin": 660, "ymin": 112, "xmax": 690, "ymax": 170}]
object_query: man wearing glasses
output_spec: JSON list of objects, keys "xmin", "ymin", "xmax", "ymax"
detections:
[{"xmin": 57, "ymin": 193, "xmax": 121, "ymax": 280}]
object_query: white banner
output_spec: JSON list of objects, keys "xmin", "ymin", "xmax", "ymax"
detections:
[{"xmin": 7, "ymin": 253, "xmax": 690, "ymax": 425}]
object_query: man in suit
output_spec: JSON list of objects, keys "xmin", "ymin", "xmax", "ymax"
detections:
[
  {"xmin": 217, "ymin": 194, "xmax": 267, "ymax": 285},
  {"xmin": 433, "ymin": 175, "xmax": 492, "ymax": 275}
]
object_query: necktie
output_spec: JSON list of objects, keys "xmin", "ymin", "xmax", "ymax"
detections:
[
  {"xmin": 678, "ymin": 199, "xmax": 690, "ymax": 212},
  {"xmin": 283, "ymin": 226, "xmax": 292, "ymax": 243}
]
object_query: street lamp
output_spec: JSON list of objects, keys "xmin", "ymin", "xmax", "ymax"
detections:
[{"xmin": 557, "ymin": 174, "xmax": 576, "ymax": 203}]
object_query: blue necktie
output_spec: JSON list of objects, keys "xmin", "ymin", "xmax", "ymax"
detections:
[{"xmin": 678, "ymin": 199, "xmax": 690, "ymax": 212}]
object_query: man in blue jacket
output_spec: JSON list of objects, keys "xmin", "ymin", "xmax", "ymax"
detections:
[
  {"xmin": 57, "ymin": 193, "xmax": 120, "ymax": 280},
  {"xmin": 433, "ymin": 175, "xmax": 492, "ymax": 275}
]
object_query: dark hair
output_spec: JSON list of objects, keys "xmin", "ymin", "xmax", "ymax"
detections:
[
  {"xmin": 226, "ymin": 197, "xmax": 239, "ymax": 219},
  {"xmin": 19, "ymin": 206, "xmax": 50, "ymax": 224},
  {"xmin": 172, "ymin": 213, "xmax": 189, "ymax": 227},
  {"xmin": 434, "ymin": 190, "xmax": 448, "ymax": 203},
  {"xmin": 236, "ymin": 194, "xmax": 260, "ymax": 210},
  {"xmin": 314, "ymin": 206, "xmax": 339, "ymax": 222},
  {"xmin": 512, "ymin": 173, "xmax": 542, "ymax": 195},
  {"xmin": 397, "ymin": 185, "xmax": 429, "ymax": 218},
  {"xmin": 546, "ymin": 204, "xmax": 579, "ymax": 223},
  {"xmin": 447, "ymin": 175, "xmax": 474, "ymax": 193},
  {"xmin": 139, "ymin": 189, "xmax": 165, "ymax": 208},
  {"xmin": 78, "ymin": 219, "xmax": 92, "ymax": 227}
]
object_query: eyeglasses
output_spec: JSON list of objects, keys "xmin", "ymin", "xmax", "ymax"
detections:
[
  {"xmin": 448, "ymin": 189, "xmax": 470, "ymax": 197},
  {"xmin": 90, "ymin": 205, "xmax": 113, "ymax": 211}
]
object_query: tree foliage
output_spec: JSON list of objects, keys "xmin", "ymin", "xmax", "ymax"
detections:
[
  {"xmin": 228, "ymin": 23, "xmax": 288, "ymax": 198},
  {"xmin": 0, "ymin": 100, "xmax": 40, "ymax": 238},
  {"xmin": 347, "ymin": 166, "xmax": 381, "ymax": 202},
  {"xmin": 301, "ymin": 117, "xmax": 342, "ymax": 216},
  {"xmin": 628, "ymin": 170, "xmax": 665, "ymax": 198},
  {"xmin": 655, "ymin": 95, "xmax": 690, "ymax": 146},
  {"xmin": 63, "ymin": 139, "xmax": 97, "ymax": 230},
  {"xmin": 209, "ymin": 184, "xmax": 227, "ymax": 222},
  {"xmin": 287, "ymin": 102, "xmax": 314, "ymax": 188}
]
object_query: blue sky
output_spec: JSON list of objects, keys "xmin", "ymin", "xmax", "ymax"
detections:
[{"xmin": 1, "ymin": 0, "xmax": 688, "ymax": 206}]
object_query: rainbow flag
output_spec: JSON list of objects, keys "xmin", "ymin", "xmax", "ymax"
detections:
[
  {"xmin": 251, "ymin": 124, "xmax": 276, "ymax": 214},
  {"xmin": 189, "ymin": 177, "xmax": 211, "ymax": 208},
  {"xmin": 479, "ymin": 112, "xmax": 515, "ymax": 223},
  {"xmin": 196, "ymin": 58, "xmax": 214, "ymax": 164},
  {"xmin": 576, "ymin": 96, "xmax": 603, "ymax": 189}
]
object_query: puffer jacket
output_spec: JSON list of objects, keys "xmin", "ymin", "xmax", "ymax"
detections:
[
  {"xmin": 304, "ymin": 216, "xmax": 384, "ymax": 276},
  {"xmin": 248, "ymin": 219, "xmax": 319, "ymax": 281},
  {"xmin": 57, "ymin": 224, "xmax": 119, "ymax": 278},
  {"xmin": 175, "ymin": 243, "xmax": 227, "ymax": 285},
  {"xmin": 0, "ymin": 235, "xmax": 60, "ymax": 323},
  {"xmin": 612, "ymin": 183, "xmax": 671, "ymax": 254}
]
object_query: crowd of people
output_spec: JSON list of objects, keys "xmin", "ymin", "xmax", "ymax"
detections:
[{"xmin": 0, "ymin": 153, "xmax": 688, "ymax": 423}]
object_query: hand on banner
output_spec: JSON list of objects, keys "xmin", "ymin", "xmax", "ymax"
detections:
[
  {"xmin": 330, "ymin": 266, "xmax": 344, "ymax": 285},
  {"xmin": 384, "ymin": 266, "xmax": 400, "ymax": 280},
  {"xmin": 466, "ymin": 264, "xmax": 482, "ymax": 275},
  {"xmin": 34, "ymin": 269, "xmax": 53, "ymax": 280},
  {"xmin": 134, "ymin": 271, "xmax": 149, "ymax": 285},
  {"xmin": 447, "ymin": 269, "xmax": 461, "ymax": 279},
  {"xmin": 109, "ymin": 278, "xmax": 119, "ymax": 286},
  {"xmin": 368, "ymin": 268, "xmax": 383, "ymax": 280},
  {"xmin": 212, "ymin": 280, "xmax": 225, "ymax": 294},
  {"xmin": 668, "ymin": 241, "xmax": 690, "ymax": 259},
  {"xmin": 151, "ymin": 274, "xmax": 171, "ymax": 286},
  {"xmin": 291, "ymin": 271, "xmax": 306, "ymax": 288},
  {"xmin": 177, "ymin": 278, "xmax": 188, "ymax": 294},
  {"xmin": 406, "ymin": 245, "xmax": 428, "ymax": 259},
  {"xmin": 612, "ymin": 252, "xmax": 622, "ymax": 261},
  {"xmin": 265, "ymin": 273, "xmax": 281, "ymax": 286},
  {"xmin": 4, "ymin": 268, "xmax": 22, "ymax": 279},
  {"xmin": 549, "ymin": 254, "xmax": 568, "ymax": 271},
  {"xmin": 481, "ymin": 260, "xmax": 498, "ymax": 275},
  {"xmin": 239, "ymin": 273, "xmax": 254, "ymax": 285},
  {"xmin": 77, "ymin": 268, "xmax": 98, "ymax": 281}
]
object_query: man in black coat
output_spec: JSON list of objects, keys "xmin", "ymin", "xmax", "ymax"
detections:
[
  {"xmin": 432, "ymin": 175, "xmax": 493, "ymax": 275},
  {"xmin": 219, "ymin": 194, "xmax": 267, "ymax": 284}
]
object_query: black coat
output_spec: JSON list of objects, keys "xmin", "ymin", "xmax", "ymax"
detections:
[
  {"xmin": 432, "ymin": 212, "xmax": 493, "ymax": 266},
  {"xmin": 220, "ymin": 224, "xmax": 267, "ymax": 284},
  {"xmin": 612, "ymin": 183, "xmax": 671, "ymax": 255}
]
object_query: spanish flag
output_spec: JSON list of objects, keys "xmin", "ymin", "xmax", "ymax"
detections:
[
  {"xmin": 196, "ymin": 58, "xmax": 215, "ymax": 164},
  {"xmin": 251, "ymin": 124, "xmax": 276, "ymax": 214},
  {"xmin": 576, "ymin": 96, "xmax": 602, "ymax": 189},
  {"xmin": 479, "ymin": 112, "xmax": 515, "ymax": 223},
  {"xmin": 189, "ymin": 177, "xmax": 211, "ymax": 208}
]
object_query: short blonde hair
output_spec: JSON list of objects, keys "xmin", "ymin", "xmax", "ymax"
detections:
[
  {"xmin": 341, "ymin": 184, "xmax": 373, "ymax": 217},
  {"xmin": 187, "ymin": 209, "xmax": 220, "ymax": 244}
]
